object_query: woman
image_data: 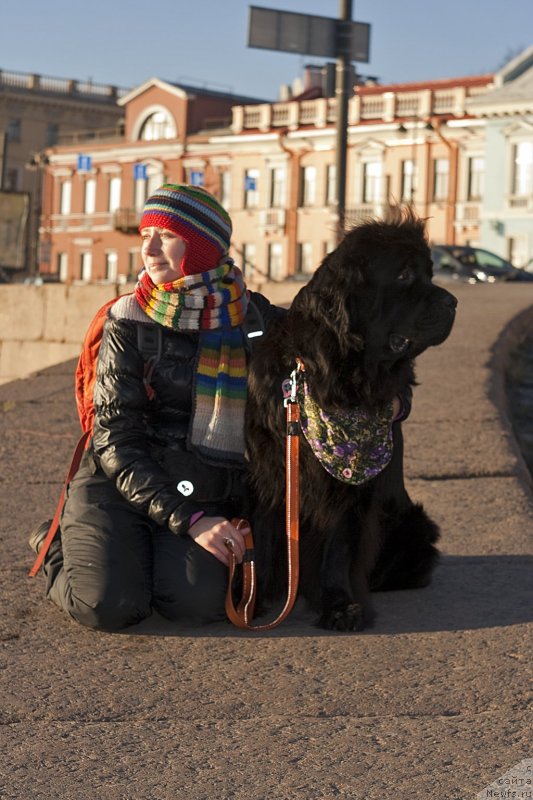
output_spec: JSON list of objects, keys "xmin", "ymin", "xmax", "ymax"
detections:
[{"xmin": 29, "ymin": 183, "xmax": 284, "ymax": 631}]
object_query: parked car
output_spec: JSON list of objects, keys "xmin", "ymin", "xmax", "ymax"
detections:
[{"xmin": 431, "ymin": 245, "xmax": 533, "ymax": 284}]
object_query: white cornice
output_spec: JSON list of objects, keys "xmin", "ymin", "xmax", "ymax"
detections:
[{"xmin": 118, "ymin": 78, "xmax": 188, "ymax": 106}]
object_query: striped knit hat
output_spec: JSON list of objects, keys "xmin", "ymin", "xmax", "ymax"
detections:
[{"xmin": 139, "ymin": 183, "xmax": 232, "ymax": 276}]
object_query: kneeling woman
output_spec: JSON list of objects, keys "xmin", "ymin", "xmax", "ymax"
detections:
[{"xmin": 30, "ymin": 184, "xmax": 283, "ymax": 631}]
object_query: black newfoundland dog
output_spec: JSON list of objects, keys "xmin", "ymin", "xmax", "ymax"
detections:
[{"xmin": 245, "ymin": 208, "xmax": 457, "ymax": 631}]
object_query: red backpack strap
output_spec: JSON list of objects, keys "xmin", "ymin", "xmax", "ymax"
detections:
[
  {"xmin": 28, "ymin": 431, "xmax": 91, "ymax": 577},
  {"xmin": 29, "ymin": 295, "xmax": 126, "ymax": 577},
  {"xmin": 75, "ymin": 296, "xmax": 125, "ymax": 434}
]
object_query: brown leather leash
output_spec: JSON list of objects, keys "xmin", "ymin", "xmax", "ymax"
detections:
[{"xmin": 225, "ymin": 364, "xmax": 302, "ymax": 631}]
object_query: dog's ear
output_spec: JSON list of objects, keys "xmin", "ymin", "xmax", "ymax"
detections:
[
  {"xmin": 292, "ymin": 249, "xmax": 365, "ymax": 349},
  {"xmin": 287, "ymin": 251, "xmax": 365, "ymax": 408}
]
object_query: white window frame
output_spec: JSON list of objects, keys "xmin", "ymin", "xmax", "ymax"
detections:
[
  {"xmin": 84, "ymin": 178, "xmax": 96, "ymax": 214},
  {"xmin": 57, "ymin": 252, "xmax": 68, "ymax": 282},
  {"xmin": 80, "ymin": 252, "xmax": 92, "ymax": 282},
  {"xmin": 270, "ymin": 166, "xmax": 286, "ymax": 208},
  {"xmin": 268, "ymin": 242, "xmax": 284, "ymax": 280},
  {"xmin": 301, "ymin": 166, "xmax": 317, "ymax": 207},
  {"xmin": 135, "ymin": 162, "xmax": 164, "ymax": 212},
  {"xmin": 105, "ymin": 250, "xmax": 118, "ymax": 282},
  {"xmin": 139, "ymin": 109, "xmax": 176, "ymax": 141},
  {"xmin": 298, "ymin": 242, "xmax": 314, "ymax": 275},
  {"xmin": 244, "ymin": 169, "xmax": 260, "ymax": 208},
  {"xmin": 326, "ymin": 164, "xmax": 336, "ymax": 205},
  {"xmin": 220, "ymin": 171, "xmax": 231, "ymax": 209},
  {"xmin": 108, "ymin": 176, "xmax": 121, "ymax": 213},
  {"xmin": 511, "ymin": 141, "xmax": 533, "ymax": 197},
  {"xmin": 400, "ymin": 160, "xmax": 416, "ymax": 202},
  {"xmin": 59, "ymin": 180, "xmax": 72, "ymax": 214},
  {"xmin": 241, "ymin": 242, "xmax": 257, "ymax": 277},
  {"xmin": 362, "ymin": 161, "xmax": 383, "ymax": 203},
  {"xmin": 467, "ymin": 156, "xmax": 485, "ymax": 201},
  {"xmin": 433, "ymin": 158, "xmax": 449, "ymax": 202}
]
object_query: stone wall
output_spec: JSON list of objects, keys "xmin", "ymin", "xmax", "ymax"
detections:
[
  {"xmin": 0, "ymin": 279, "xmax": 300, "ymax": 385},
  {"xmin": 0, "ymin": 284, "xmax": 123, "ymax": 385}
]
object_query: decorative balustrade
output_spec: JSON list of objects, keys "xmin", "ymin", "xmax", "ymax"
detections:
[
  {"xmin": 234, "ymin": 82, "xmax": 493, "ymax": 132},
  {"xmin": 0, "ymin": 67, "xmax": 128, "ymax": 102}
]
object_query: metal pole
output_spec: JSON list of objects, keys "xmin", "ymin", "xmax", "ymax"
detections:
[{"xmin": 335, "ymin": 0, "xmax": 352, "ymax": 244}]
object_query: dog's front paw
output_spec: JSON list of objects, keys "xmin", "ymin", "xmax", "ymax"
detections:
[{"xmin": 317, "ymin": 602, "xmax": 365, "ymax": 632}]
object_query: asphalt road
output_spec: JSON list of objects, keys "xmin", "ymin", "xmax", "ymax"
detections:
[{"xmin": 1, "ymin": 281, "xmax": 532, "ymax": 800}]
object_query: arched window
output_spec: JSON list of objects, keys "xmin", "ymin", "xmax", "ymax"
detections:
[{"xmin": 139, "ymin": 110, "xmax": 176, "ymax": 141}]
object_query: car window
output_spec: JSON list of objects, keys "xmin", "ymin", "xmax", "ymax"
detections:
[{"xmin": 472, "ymin": 249, "xmax": 510, "ymax": 271}]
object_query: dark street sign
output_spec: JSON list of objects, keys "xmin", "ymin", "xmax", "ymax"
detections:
[{"xmin": 248, "ymin": 5, "xmax": 370, "ymax": 62}]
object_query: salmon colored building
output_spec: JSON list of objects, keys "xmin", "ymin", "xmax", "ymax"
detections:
[{"xmin": 39, "ymin": 71, "xmax": 495, "ymax": 284}]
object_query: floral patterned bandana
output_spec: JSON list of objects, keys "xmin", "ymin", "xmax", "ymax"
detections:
[{"xmin": 296, "ymin": 374, "xmax": 395, "ymax": 485}]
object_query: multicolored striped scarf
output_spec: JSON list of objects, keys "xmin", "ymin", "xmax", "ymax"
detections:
[{"xmin": 135, "ymin": 260, "xmax": 249, "ymax": 464}]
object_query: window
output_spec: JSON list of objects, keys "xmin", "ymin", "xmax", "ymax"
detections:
[
  {"xmin": 59, "ymin": 180, "xmax": 72, "ymax": 214},
  {"xmin": 80, "ymin": 252, "xmax": 92, "ymax": 281},
  {"xmin": 57, "ymin": 252, "xmax": 68, "ymax": 282},
  {"xmin": 5, "ymin": 168, "xmax": 19, "ymax": 191},
  {"xmin": 84, "ymin": 178, "xmax": 96, "ymax": 214},
  {"xmin": 467, "ymin": 157, "xmax": 485, "ymax": 200},
  {"xmin": 186, "ymin": 169, "xmax": 204, "ymax": 187},
  {"xmin": 298, "ymin": 242, "xmax": 314, "ymax": 275},
  {"xmin": 244, "ymin": 169, "xmax": 259, "ymax": 208},
  {"xmin": 241, "ymin": 242, "xmax": 257, "ymax": 277},
  {"xmin": 46, "ymin": 123, "xmax": 59, "ymax": 147},
  {"xmin": 511, "ymin": 142, "xmax": 533, "ymax": 197},
  {"xmin": 433, "ymin": 158, "xmax": 449, "ymax": 202},
  {"xmin": 105, "ymin": 251, "xmax": 118, "ymax": 282},
  {"xmin": 220, "ymin": 171, "xmax": 231, "ymax": 209},
  {"xmin": 401, "ymin": 160, "xmax": 416, "ymax": 202},
  {"xmin": 139, "ymin": 110, "xmax": 175, "ymax": 141},
  {"xmin": 326, "ymin": 164, "xmax": 336, "ymax": 205},
  {"xmin": 7, "ymin": 119, "xmax": 21, "ymax": 141},
  {"xmin": 134, "ymin": 163, "xmax": 164, "ymax": 211},
  {"xmin": 268, "ymin": 242, "xmax": 284, "ymax": 280},
  {"xmin": 128, "ymin": 249, "xmax": 141, "ymax": 281},
  {"xmin": 269, "ymin": 167, "xmax": 286, "ymax": 208},
  {"xmin": 108, "ymin": 176, "xmax": 121, "ymax": 213},
  {"xmin": 300, "ymin": 166, "xmax": 317, "ymax": 207},
  {"xmin": 363, "ymin": 161, "xmax": 382, "ymax": 203}
]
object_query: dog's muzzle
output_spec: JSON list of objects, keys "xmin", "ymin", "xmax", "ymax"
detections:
[{"xmin": 389, "ymin": 290, "xmax": 457, "ymax": 356}]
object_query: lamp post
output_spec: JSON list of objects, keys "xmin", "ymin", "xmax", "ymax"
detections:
[
  {"xmin": 334, "ymin": 0, "xmax": 352, "ymax": 243},
  {"xmin": 25, "ymin": 151, "xmax": 50, "ymax": 278}
]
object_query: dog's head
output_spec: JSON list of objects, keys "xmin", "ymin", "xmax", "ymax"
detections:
[{"xmin": 288, "ymin": 207, "xmax": 457, "ymax": 408}]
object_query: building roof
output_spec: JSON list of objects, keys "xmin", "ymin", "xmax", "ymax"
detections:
[
  {"xmin": 355, "ymin": 74, "xmax": 494, "ymax": 96},
  {"xmin": 118, "ymin": 77, "xmax": 265, "ymax": 107},
  {"xmin": 467, "ymin": 44, "xmax": 533, "ymax": 114}
]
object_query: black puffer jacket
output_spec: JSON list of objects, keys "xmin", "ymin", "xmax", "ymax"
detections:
[{"xmin": 91, "ymin": 292, "xmax": 285, "ymax": 535}]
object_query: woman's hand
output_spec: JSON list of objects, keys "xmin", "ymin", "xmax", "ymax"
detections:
[{"xmin": 187, "ymin": 516, "xmax": 249, "ymax": 566}]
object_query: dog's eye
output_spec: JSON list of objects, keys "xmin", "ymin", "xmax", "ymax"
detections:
[{"xmin": 397, "ymin": 268, "xmax": 412, "ymax": 282}]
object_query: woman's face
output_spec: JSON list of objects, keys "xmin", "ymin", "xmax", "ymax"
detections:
[{"xmin": 141, "ymin": 227, "xmax": 187, "ymax": 284}]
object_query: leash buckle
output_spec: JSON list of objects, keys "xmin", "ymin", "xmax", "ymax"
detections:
[{"xmin": 282, "ymin": 367, "xmax": 299, "ymax": 407}]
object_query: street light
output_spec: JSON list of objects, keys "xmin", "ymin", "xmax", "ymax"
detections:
[{"xmin": 25, "ymin": 151, "xmax": 50, "ymax": 278}]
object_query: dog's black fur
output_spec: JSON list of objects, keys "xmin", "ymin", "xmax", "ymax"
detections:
[{"xmin": 244, "ymin": 208, "xmax": 457, "ymax": 631}]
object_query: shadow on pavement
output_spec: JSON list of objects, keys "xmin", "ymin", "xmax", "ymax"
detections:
[{"xmin": 119, "ymin": 553, "xmax": 532, "ymax": 639}]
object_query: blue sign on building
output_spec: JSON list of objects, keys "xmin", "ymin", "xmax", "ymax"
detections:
[
  {"xmin": 244, "ymin": 175, "xmax": 257, "ymax": 191},
  {"xmin": 134, "ymin": 163, "xmax": 147, "ymax": 181},
  {"xmin": 77, "ymin": 154, "xmax": 92, "ymax": 173},
  {"xmin": 190, "ymin": 171, "xmax": 205, "ymax": 187}
]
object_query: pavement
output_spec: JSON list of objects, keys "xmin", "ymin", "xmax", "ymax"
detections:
[{"xmin": 1, "ymin": 281, "xmax": 532, "ymax": 800}]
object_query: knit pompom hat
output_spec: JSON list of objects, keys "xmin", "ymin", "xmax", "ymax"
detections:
[{"xmin": 139, "ymin": 183, "xmax": 232, "ymax": 275}]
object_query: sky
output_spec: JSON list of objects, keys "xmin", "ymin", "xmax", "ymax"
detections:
[{"xmin": 1, "ymin": 0, "xmax": 532, "ymax": 100}]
